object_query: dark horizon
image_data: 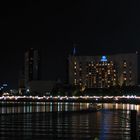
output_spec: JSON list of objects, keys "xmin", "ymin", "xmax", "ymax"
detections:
[{"xmin": 1, "ymin": 0, "xmax": 140, "ymax": 89}]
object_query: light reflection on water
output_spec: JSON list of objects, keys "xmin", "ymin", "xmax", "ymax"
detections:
[
  {"xmin": 103, "ymin": 103, "xmax": 140, "ymax": 114},
  {"xmin": 0, "ymin": 102, "xmax": 90, "ymax": 114},
  {"xmin": 0, "ymin": 102, "xmax": 140, "ymax": 140},
  {"xmin": 0, "ymin": 102, "xmax": 140, "ymax": 114}
]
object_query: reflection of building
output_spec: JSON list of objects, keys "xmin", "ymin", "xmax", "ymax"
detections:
[
  {"xmin": 68, "ymin": 53, "xmax": 138, "ymax": 88},
  {"xmin": 24, "ymin": 48, "xmax": 40, "ymax": 89}
]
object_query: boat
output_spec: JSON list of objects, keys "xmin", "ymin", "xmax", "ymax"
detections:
[
  {"xmin": 87, "ymin": 103, "xmax": 102, "ymax": 111},
  {"xmin": 77, "ymin": 103, "xmax": 102, "ymax": 113}
]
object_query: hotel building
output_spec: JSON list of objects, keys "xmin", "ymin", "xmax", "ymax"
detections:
[{"xmin": 68, "ymin": 53, "xmax": 138, "ymax": 88}]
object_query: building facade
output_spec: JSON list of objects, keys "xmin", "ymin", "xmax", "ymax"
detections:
[
  {"xmin": 68, "ymin": 53, "xmax": 138, "ymax": 88},
  {"xmin": 24, "ymin": 48, "xmax": 40, "ymax": 89}
]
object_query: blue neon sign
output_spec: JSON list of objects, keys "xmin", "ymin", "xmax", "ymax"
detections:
[{"xmin": 101, "ymin": 56, "xmax": 107, "ymax": 62}]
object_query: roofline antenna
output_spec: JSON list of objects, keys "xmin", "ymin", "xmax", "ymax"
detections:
[{"xmin": 73, "ymin": 42, "xmax": 78, "ymax": 56}]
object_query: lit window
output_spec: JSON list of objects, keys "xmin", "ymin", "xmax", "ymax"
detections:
[
  {"xmin": 123, "ymin": 71, "xmax": 126, "ymax": 74},
  {"xmin": 108, "ymin": 70, "xmax": 110, "ymax": 74},
  {"xmin": 74, "ymin": 79, "xmax": 77, "ymax": 84},
  {"xmin": 110, "ymin": 61, "xmax": 113, "ymax": 65},
  {"xmin": 124, "ymin": 78, "xmax": 127, "ymax": 81},
  {"xmin": 123, "ymin": 61, "xmax": 127, "ymax": 67}
]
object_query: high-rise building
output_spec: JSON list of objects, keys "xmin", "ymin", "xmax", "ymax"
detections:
[
  {"xmin": 68, "ymin": 53, "xmax": 138, "ymax": 88},
  {"xmin": 24, "ymin": 48, "xmax": 40, "ymax": 89}
]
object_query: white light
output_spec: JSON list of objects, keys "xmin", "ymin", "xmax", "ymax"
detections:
[
  {"xmin": 26, "ymin": 89, "xmax": 30, "ymax": 92},
  {"xmin": 3, "ymin": 84, "xmax": 7, "ymax": 87},
  {"xmin": 127, "ymin": 95, "xmax": 130, "ymax": 99}
]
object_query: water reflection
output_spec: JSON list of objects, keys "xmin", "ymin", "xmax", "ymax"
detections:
[
  {"xmin": 103, "ymin": 103, "xmax": 140, "ymax": 112},
  {"xmin": 0, "ymin": 102, "xmax": 139, "ymax": 140},
  {"xmin": 0, "ymin": 110, "xmax": 131, "ymax": 140},
  {"xmin": 0, "ymin": 102, "xmax": 140, "ymax": 114}
]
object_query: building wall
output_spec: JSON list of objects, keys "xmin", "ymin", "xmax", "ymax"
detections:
[
  {"xmin": 68, "ymin": 53, "xmax": 138, "ymax": 88},
  {"xmin": 24, "ymin": 48, "xmax": 40, "ymax": 88},
  {"xmin": 110, "ymin": 53, "xmax": 138, "ymax": 86}
]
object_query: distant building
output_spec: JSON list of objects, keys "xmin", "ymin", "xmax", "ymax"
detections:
[
  {"xmin": 28, "ymin": 80, "xmax": 56, "ymax": 95},
  {"xmin": 18, "ymin": 67, "xmax": 25, "ymax": 95},
  {"xmin": 24, "ymin": 48, "xmax": 40, "ymax": 89},
  {"xmin": 68, "ymin": 53, "xmax": 138, "ymax": 88}
]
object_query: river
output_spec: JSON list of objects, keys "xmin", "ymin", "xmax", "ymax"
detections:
[{"xmin": 0, "ymin": 102, "xmax": 140, "ymax": 140}]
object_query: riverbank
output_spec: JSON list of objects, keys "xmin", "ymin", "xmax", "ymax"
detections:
[{"xmin": 0, "ymin": 95, "xmax": 140, "ymax": 104}]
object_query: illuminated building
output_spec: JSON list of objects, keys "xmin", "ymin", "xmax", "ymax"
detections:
[
  {"xmin": 24, "ymin": 48, "xmax": 40, "ymax": 89},
  {"xmin": 68, "ymin": 53, "xmax": 138, "ymax": 88}
]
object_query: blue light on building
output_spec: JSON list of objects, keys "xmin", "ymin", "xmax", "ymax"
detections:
[
  {"xmin": 3, "ymin": 84, "xmax": 7, "ymax": 87},
  {"xmin": 101, "ymin": 56, "xmax": 107, "ymax": 62},
  {"xmin": 73, "ymin": 47, "xmax": 76, "ymax": 56}
]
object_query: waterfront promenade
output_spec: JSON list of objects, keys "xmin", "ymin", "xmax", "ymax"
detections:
[{"xmin": 0, "ymin": 95, "xmax": 140, "ymax": 104}]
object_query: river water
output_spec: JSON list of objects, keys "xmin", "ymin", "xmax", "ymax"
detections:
[{"xmin": 0, "ymin": 102, "xmax": 140, "ymax": 140}]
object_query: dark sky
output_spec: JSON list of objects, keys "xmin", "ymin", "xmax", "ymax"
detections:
[{"xmin": 1, "ymin": 0, "xmax": 140, "ymax": 88}]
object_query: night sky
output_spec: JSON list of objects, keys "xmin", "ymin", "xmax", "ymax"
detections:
[{"xmin": 1, "ymin": 0, "xmax": 140, "ymax": 88}]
